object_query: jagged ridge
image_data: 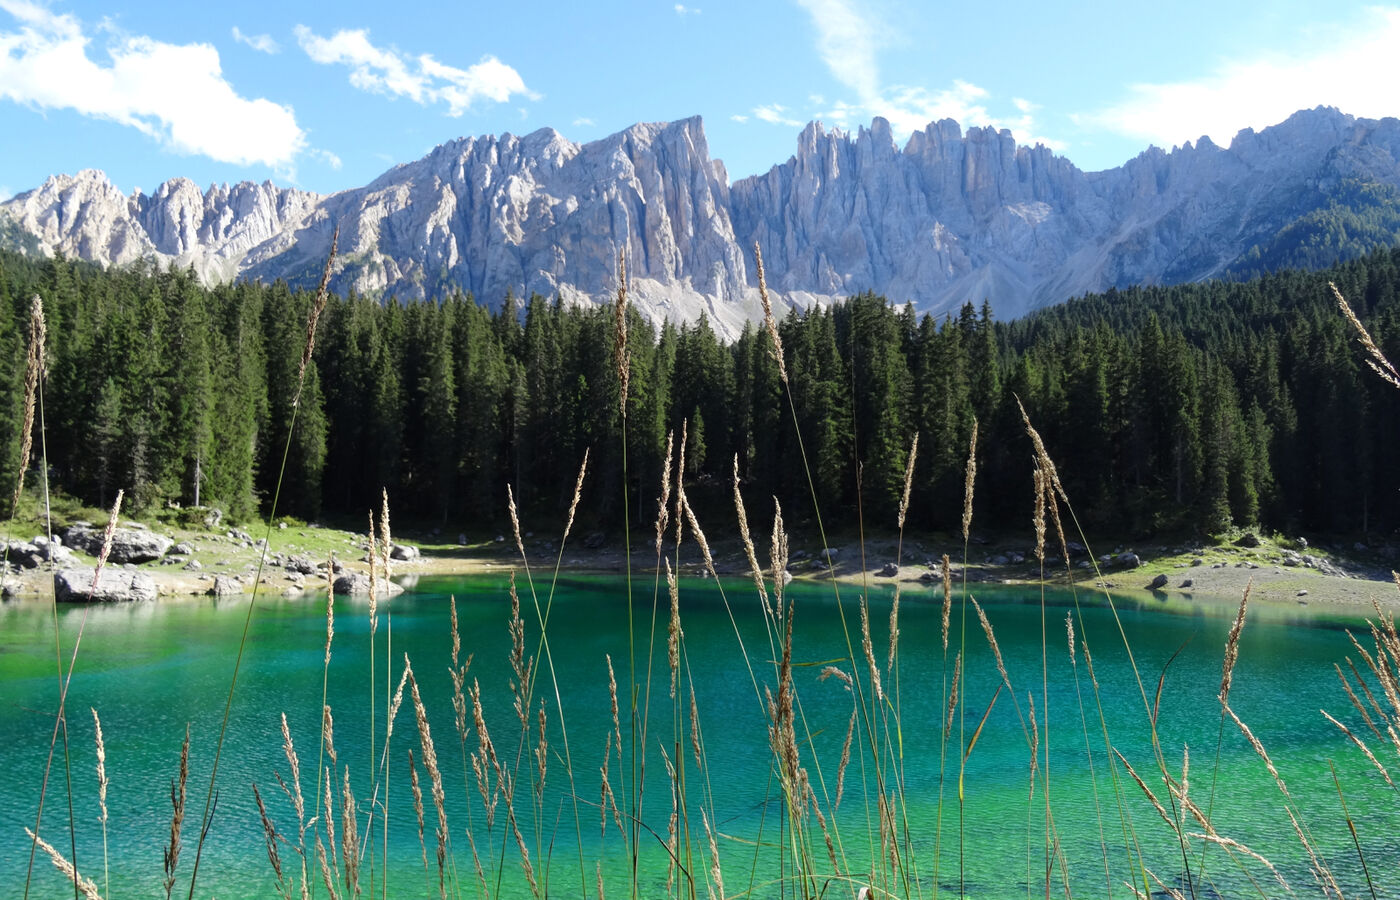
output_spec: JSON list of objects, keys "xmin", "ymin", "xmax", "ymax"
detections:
[{"xmin": 5, "ymin": 106, "xmax": 1400, "ymax": 336}]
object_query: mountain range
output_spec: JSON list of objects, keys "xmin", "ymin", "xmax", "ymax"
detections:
[{"xmin": 5, "ymin": 105, "xmax": 1400, "ymax": 337}]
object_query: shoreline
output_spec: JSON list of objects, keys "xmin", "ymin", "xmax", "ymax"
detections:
[{"xmin": 4, "ymin": 522, "xmax": 1397, "ymax": 621}]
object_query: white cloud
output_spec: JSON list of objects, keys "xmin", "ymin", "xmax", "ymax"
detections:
[
  {"xmin": 231, "ymin": 26, "xmax": 278, "ymax": 54},
  {"xmin": 753, "ymin": 103, "xmax": 803, "ymax": 127},
  {"xmin": 0, "ymin": 0, "xmax": 305, "ymax": 168},
  {"xmin": 792, "ymin": 0, "xmax": 1065, "ymax": 151},
  {"xmin": 0, "ymin": 184, "xmax": 11, "ymax": 201},
  {"xmin": 573, "ymin": 116, "xmax": 595, "ymax": 126},
  {"xmin": 1082, "ymin": 8, "xmax": 1400, "ymax": 150},
  {"xmin": 730, "ymin": 113, "xmax": 749, "ymax": 123},
  {"xmin": 296, "ymin": 25, "xmax": 536, "ymax": 116},
  {"xmin": 309, "ymin": 148, "xmax": 341, "ymax": 170},
  {"xmin": 674, "ymin": 4, "xmax": 701, "ymax": 15}
]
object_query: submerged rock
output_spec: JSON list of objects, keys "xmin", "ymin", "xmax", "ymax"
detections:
[{"xmin": 333, "ymin": 573, "xmax": 405, "ymax": 598}]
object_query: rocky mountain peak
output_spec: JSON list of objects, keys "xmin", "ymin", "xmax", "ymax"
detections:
[{"xmin": 5, "ymin": 106, "xmax": 1400, "ymax": 337}]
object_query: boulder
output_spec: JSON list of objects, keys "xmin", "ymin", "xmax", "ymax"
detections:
[
  {"xmin": 4, "ymin": 539, "xmax": 74, "ymax": 568},
  {"xmin": 1234, "ymin": 533, "xmax": 1261, "ymax": 548},
  {"xmin": 877, "ymin": 562, "xmax": 899, "ymax": 577},
  {"xmin": 1180, "ymin": 578, "xmax": 1193, "ymax": 588},
  {"xmin": 1148, "ymin": 573, "xmax": 1169, "ymax": 590},
  {"xmin": 203, "ymin": 508, "xmax": 223, "ymax": 529},
  {"xmin": 333, "ymin": 573, "xmax": 406, "ymax": 598},
  {"xmin": 54, "ymin": 567, "xmax": 157, "ymax": 602},
  {"xmin": 389, "ymin": 543, "xmax": 420, "ymax": 561},
  {"xmin": 1117, "ymin": 552, "xmax": 1142, "ymax": 568},
  {"xmin": 173, "ymin": 542, "xmax": 194, "ymax": 556},
  {"xmin": 63, "ymin": 524, "xmax": 173, "ymax": 564},
  {"xmin": 583, "ymin": 532, "xmax": 606, "ymax": 550},
  {"xmin": 285, "ymin": 555, "xmax": 319, "ymax": 575},
  {"xmin": 208, "ymin": 575, "xmax": 243, "ymax": 597}
]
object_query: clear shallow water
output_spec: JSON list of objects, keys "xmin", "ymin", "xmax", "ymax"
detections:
[{"xmin": 1, "ymin": 574, "xmax": 1396, "ymax": 899}]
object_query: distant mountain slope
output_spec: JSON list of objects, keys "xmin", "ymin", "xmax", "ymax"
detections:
[{"xmin": 5, "ymin": 106, "xmax": 1400, "ymax": 336}]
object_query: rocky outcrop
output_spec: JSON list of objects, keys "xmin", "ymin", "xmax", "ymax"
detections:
[
  {"xmin": 54, "ymin": 567, "xmax": 158, "ymax": 602},
  {"xmin": 62, "ymin": 524, "xmax": 173, "ymax": 564},
  {"xmin": 8, "ymin": 107, "xmax": 1400, "ymax": 334},
  {"xmin": 4, "ymin": 537, "xmax": 74, "ymax": 568}
]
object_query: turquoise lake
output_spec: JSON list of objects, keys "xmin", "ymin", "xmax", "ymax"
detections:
[{"xmin": 2, "ymin": 572, "xmax": 1397, "ymax": 899}]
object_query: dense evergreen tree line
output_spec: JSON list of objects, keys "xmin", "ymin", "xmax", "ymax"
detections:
[{"xmin": 2, "ymin": 245, "xmax": 1399, "ymax": 538}]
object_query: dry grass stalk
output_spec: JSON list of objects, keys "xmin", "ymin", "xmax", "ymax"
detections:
[
  {"xmin": 682, "ymin": 492, "xmax": 718, "ymax": 580},
  {"xmin": 1029, "ymin": 693, "xmax": 1040, "ymax": 789},
  {"xmin": 315, "ymin": 835, "xmax": 340, "ymax": 900},
  {"xmin": 294, "ymin": 226, "xmax": 338, "ymax": 407},
  {"xmin": 323, "ymin": 705, "xmax": 338, "ymax": 772},
  {"xmin": 1334, "ymin": 663, "xmax": 1382, "ymax": 739},
  {"xmin": 324, "ymin": 564, "xmax": 335, "ymax": 667},
  {"xmin": 702, "ymin": 808, "xmax": 725, "ymax": 900},
  {"xmin": 406, "ymin": 663, "xmax": 449, "ymax": 898},
  {"xmin": 280, "ymin": 712, "xmax": 306, "ymax": 825},
  {"xmin": 1219, "ymin": 581, "xmax": 1252, "ymax": 706},
  {"xmin": 1345, "ymin": 656, "xmax": 1388, "ymax": 728},
  {"xmin": 1016, "ymin": 398, "xmax": 1066, "ymax": 501},
  {"xmin": 1320, "ymin": 709, "xmax": 1394, "ymax": 787},
  {"xmin": 563, "ymin": 449, "xmax": 590, "ymax": 544},
  {"xmin": 408, "ymin": 749, "xmax": 428, "ymax": 872},
  {"xmin": 535, "ymin": 700, "xmax": 549, "ymax": 799},
  {"xmin": 465, "ymin": 830, "xmax": 489, "ymax": 900},
  {"xmin": 508, "ymin": 792, "xmax": 540, "ymax": 898},
  {"xmin": 24, "ymin": 827, "xmax": 102, "ymax": 900},
  {"xmin": 1113, "ymin": 749, "xmax": 1179, "ymax": 836},
  {"xmin": 321, "ymin": 765, "xmax": 338, "ymax": 875},
  {"xmin": 596, "ymin": 861, "xmax": 605, "ymax": 900},
  {"xmin": 253, "ymin": 783, "xmax": 288, "ymax": 896},
  {"xmin": 897, "ymin": 431, "xmax": 919, "ymax": 530},
  {"xmin": 606, "ymin": 653, "xmax": 622, "ymax": 765},
  {"xmin": 771, "ymin": 498, "xmax": 789, "ymax": 619},
  {"xmin": 615, "ymin": 253, "xmax": 631, "ymax": 417},
  {"xmin": 1144, "ymin": 867, "xmax": 1189, "ymax": 900},
  {"xmin": 1185, "ymin": 832, "xmax": 1287, "ymax": 889},
  {"xmin": 961, "ymin": 419, "xmax": 979, "ymax": 541},
  {"xmin": 753, "ymin": 243, "xmax": 788, "ymax": 385},
  {"xmin": 12, "ymin": 294, "xmax": 45, "ymax": 516},
  {"xmin": 674, "ymin": 419, "xmax": 688, "ymax": 549},
  {"xmin": 507, "ymin": 484, "xmax": 525, "ymax": 559},
  {"xmin": 888, "ymin": 587, "xmax": 900, "ymax": 673},
  {"xmin": 813, "ymin": 797, "xmax": 841, "ymax": 878},
  {"xmin": 1225, "ymin": 705, "xmax": 1290, "ymax": 799},
  {"xmin": 86, "ymin": 490, "xmax": 124, "ymax": 600},
  {"xmin": 1066, "ymin": 614, "xmax": 1075, "ymax": 667},
  {"xmin": 366, "ymin": 510, "xmax": 379, "ymax": 635},
  {"xmin": 655, "ymin": 430, "xmax": 674, "ymax": 554},
  {"xmin": 971, "ymin": 597, "xmax": 1010, "ymax": 688},
  {"xmin": 92, "ymin": 708, "xmax": 108, "ymax": 826},
  {"xmin": 508, "ymin": 572, "xmax": 533, "ymax": 728},
  {"xmin": 339, "ymin": 767, "xmax": 360, "ymax": 897},
  {"xmin": 946, "ymin": 652, "xmax": 962, "ymax": 738},
  {"xmin": 689, "ymin": 685, "xmax": 704, "ymax": 770},
  {"xmin": 163, "ymin": 724, "xmax": 190, "ymax": 900},
  {"xmin": 450, "ymin": 598, "xmax": 472, "ymax": 742},
  {"xmin": 733, "ymin": 455, "xmax": 771, "ymax": 615},
  {"xmin": 860, "ymin": 594, "xmax": 883, "ymax": 702},
  {"xmin": 661, "ymin": 744, "xmax": 680, "ymax": 895},
  {"xmin": 666, "ymin": 559, "xmax": 682, "ymax": 699},
  {"xmin": 941, "ymin": 554, "xmax": 952, "ymax": 652},
  {"xmin": 379, "ymin": 489, "xmax": 392, "ymax": 578},
  {"xmin": 837, "ymin": 706, "xmax": 856, "ymax": 810},
  {"xmin": 1332, "ymin": 281, "xmax": 1400, "ymax": 390},
  {"xmin": 600, "ymin": 732, "xmax": 625, "ymax": 839},
  {"xmin": 1033, "ymin": 466, "xmax": 1047, "ymax": 563},
  {"xmin": 470, "ymin": 678, "xmax": 500, "ymax": 828}
]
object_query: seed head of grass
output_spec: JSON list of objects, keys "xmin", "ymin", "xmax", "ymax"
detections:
[
  {"xmin": 563, "ymin": 448, "xmax": 589, "ymax": 545},
  {"xmin": 962, "ymin": 419, "xmax": 979, "ymax": 542},
  {"xmin": 733, "ymin": 454, "xmax": 771, "ymax": 615},
  {"xmin": 25, "ymin": 828, "xmax": 102, "ymax": 900},
  {"xmin": 655, "ymin": 431, "xmax": 674, "ymax": 553},
  {"xmin": 753, "ymin": 243, "xmax": 788, "ymax": 385},
  {"xmin": 897, "ymin": 431, "xmax": 918, "ymax": 530},
  {"xmin": 615, "ymin": 253, "xmax": 631, "ymax": 417},
  {"xmin": 12, "ymin": 293, "xmax": 46, "ymax": 516},
  {"xmin": 860, "ymin": 594, "xmax": 883, "ymax": 702},
  {"xmin": 1333, "ymin": 281, "xmax": 1400, "ymax": 390},
  {"xmin": 941, "ymin": 554, "xmax": 952, "ymax": 652},
  {"xmin": 971, "ymin": 596, "xmax": 1010, "ymax": 688},
  {"xmin": 666, "ymin": 558, "xmax": 682, "ymax": 699},
  {"xmin": 92, "ymin": 708, "xmax": 108, "ymax": 825},
  {"xmin": 1220, "ymin": 581, "xmax": 1251, "ymax": 706},
  {"xmin": 163, "ymin": 724, "xmax": 190, "ymax": 900},
  {"xmin": 295, "ymin": 225, "xmax": 338, "ymax": 408}
]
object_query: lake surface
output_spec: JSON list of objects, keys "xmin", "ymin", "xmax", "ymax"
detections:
[{"xmin": 2, "ymin": 572, "xmax": 1396, "ymax": 898}]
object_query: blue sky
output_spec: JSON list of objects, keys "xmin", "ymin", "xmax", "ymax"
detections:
[{"xmin": 3, "ymin": 0, "xmax": 1400, "ymax": 199}]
